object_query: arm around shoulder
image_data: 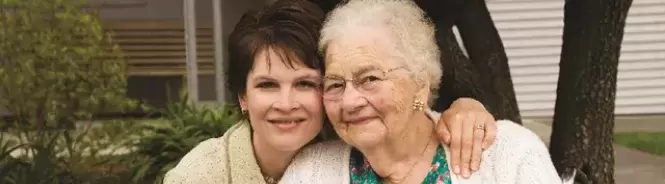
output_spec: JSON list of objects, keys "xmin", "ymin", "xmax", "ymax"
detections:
[
  {"xmin": 495, "ymin": 120, "xmax": 562, "ymax": 184},
  {"xmin": 280, "ymin": 141, "xmax": 351, "ymax": 184},
  {"xmin": 515, "ymin": 136, "xmax": 561, "ymax": 184}
]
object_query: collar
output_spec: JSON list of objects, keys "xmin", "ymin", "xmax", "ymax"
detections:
[{"xmin": 227, "ymin": 121, "xmax": 267, "ymax": 183}]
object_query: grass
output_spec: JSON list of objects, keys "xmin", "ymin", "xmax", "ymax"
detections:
[{"xmin": 614, "ymin": 131, "xmax": 665, "ymax": 157}]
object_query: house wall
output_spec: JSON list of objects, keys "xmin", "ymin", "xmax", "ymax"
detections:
[
  {"xmin": 94, "ymin": 0, "xmax": 268, "ymax": 106},
  {"xmin": 486, "ymin": 0, "xmax": 665, "ymax": 117},
  {"xmin": 2, "ymin": 0, "xmax": 269, "ymax": 116}
]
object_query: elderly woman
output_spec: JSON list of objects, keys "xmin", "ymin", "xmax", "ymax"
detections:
[
  {"xmin": 164, "ymin": 0, "xmax": 499, "ymax": 183},
  {"xmin": 280, "ymin": 0, "xmax": 561, "ymax": 183}
]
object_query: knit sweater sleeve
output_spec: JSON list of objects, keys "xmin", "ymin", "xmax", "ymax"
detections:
[
  {"xmin": 493, "ymin": 120, "xmax": 562, "ymax": 184},
  {"xmin": 279, "ymin": 140, "xmax": 351, "ymax": 184}
]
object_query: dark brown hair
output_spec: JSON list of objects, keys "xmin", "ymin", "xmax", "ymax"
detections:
[
  {"xmin": 226, "ymin": 0, "xmax": 325, "ymax": 99},
  {"xmin": 225, "ymin": 0, "xmax": 338, "ymax": 141}
]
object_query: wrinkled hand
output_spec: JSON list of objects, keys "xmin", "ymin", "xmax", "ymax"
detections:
[{"xmin": 436, "ymin": 98, "xmax": 497, "ymax": 178}]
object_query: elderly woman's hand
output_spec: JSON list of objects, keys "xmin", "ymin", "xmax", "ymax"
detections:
[{"xmin": 436, "ymin": 97, "xmax": 497, "ymax": 178}]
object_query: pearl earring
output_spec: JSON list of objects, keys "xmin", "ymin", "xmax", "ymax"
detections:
[{"xmin": 413, "ymin": 99, "xmax": 425, "ymax": 111}]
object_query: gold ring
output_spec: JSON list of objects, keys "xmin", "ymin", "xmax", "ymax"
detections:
[{"xmin": 474, "ymin": 125, "xmax": 484, "ymax": 131}]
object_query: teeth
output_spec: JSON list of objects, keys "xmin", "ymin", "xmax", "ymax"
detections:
[{"xmin": 274, "ymin": 121, "xmax": 299, "ymax": 124}]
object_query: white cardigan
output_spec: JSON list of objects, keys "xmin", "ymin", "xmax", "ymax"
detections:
[{"xmin": 280, "ymin": 115, "xmax": 562, "ymax": 184}]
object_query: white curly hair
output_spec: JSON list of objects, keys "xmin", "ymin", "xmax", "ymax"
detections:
[{"xmin": 319, "ymin": 0, "xmax": 442, "ymax": 104}]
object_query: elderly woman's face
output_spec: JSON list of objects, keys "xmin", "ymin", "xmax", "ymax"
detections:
[{"xmin": 322, "ymin": 31, "xmax": 426, "ymax": 149}]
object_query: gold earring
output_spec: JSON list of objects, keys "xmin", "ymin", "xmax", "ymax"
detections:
[{"xmin": 413, "ymin": 99, "xmax": 425, "ymax": 111}]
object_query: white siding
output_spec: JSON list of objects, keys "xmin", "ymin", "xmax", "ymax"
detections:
[{"xmin": 486, "ymin": 0, "xmax": 665, "ymax": 117}]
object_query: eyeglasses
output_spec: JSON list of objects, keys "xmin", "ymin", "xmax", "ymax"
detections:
[{"xmin": 322, "ymin": 67, "xmax": 405, "ymax": 100}]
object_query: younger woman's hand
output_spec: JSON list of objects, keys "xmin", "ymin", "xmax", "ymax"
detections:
[{"xmin": 436, "ymin": 98, "xmax": 497, "ymax": 178}]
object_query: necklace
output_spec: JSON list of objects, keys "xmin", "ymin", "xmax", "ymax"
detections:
[{"xmin": 385, "ymin": 133, "xmax": 434, "ymax": 184}]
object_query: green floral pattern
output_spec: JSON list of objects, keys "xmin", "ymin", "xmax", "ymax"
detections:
[{"xmin": 349, "ymin": 145, "xmax": 452, "ymax": 184}]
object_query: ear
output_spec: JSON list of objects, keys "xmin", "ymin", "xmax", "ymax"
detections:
[
  {"xmin": 238, "ymin": 94, "xmax": 248, "ymax": 111},
  {"xmin": 415, "ymin": 79, "xmax": 431, "ymax": 105}
]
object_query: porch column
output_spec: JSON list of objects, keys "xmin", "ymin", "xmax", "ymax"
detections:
[
  {"xmin": 184, "ymin": 0, "xmax": 198, "ymax": 104},
  {"xmin": 213, "ymin": 0, "xmax": 225, "ymax": 104}
]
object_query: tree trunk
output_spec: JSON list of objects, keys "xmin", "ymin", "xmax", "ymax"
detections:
[
  {"xmin": 418, "ymin": 0, "xmax": 522, "ymax": 124},
  {"xmin": 310, "ymin": 0, "xmax": 340, "ymax": 14},
  {"xmin": 452, "ymin": 0, "xmax": 521, "ymax": 123},
  {"xmin": 548, "ymin": 0, "xmax": 633, "ymax": 183},
  {"xmin": 415, "ymin": 0, "xmax": 477, "ymax": 112},
  {"xmin": 429, "ymin": 20, "xmax": 488, "ymax": 114}
]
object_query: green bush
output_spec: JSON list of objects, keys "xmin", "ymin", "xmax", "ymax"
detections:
[
  {"xmin": 0, "ymin": 120, "xmax": 141, "ymax": 184},
  {"xmin": 1, "ymin": 96, "xmax": 239, "ymax": 183},
  {"xmin": 126, "ymin": 93, "xmax": 239, "ymax": 183},
  {"xmin": 0, "ymin": 0, "xmax": 138, "ymax": 183},
  {"xmin": 0, "ymin": 133, "xmax": 25, "ymax": 180},
  {"xmin": 0, "ymin": 0, "xmax": 136, "ymax": 129}
]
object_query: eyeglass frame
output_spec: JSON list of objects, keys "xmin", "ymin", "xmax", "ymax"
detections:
[{"xmin": 321, "ymin": 66, "xmax": 406, "ymax": 100}]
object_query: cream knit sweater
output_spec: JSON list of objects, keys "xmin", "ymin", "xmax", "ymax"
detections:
[
  {"xmin": 280, "ymin": 112, "xmax": 563, "ymax": 184},
  {"xmin": 163, "ymin": 121, "xmax": 268, "ymax": 184}
]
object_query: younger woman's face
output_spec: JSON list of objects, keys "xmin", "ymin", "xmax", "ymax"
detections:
[{"xmin": 239, "ymin": 48, "xmax": 324, "ymax": 152}]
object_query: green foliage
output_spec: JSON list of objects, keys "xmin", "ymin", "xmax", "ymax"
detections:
[
  {"xmin": 0, "ymin": 133, "xmax": 25, "ymax": 179},
  {"xmin": 0, "ymin": 0, "xmax": 136, "ymax": 129},
  {"xmin": 0, "ymin": 120, "xmax": 140, "ymax": 184},
  {"xmin": 1, "ymin": 130, "xmax": 77, "ymax": 184},
  {"xmin": 1, "ymin": 95, "xmax": 240, "ymax": 183},
  {"xmin": 0, "ymin": 0, "xmax": 142, "ymax": 183},
  {"xmin": 126, "ymin": 93, "xmax": 239, "ymax": 183}
]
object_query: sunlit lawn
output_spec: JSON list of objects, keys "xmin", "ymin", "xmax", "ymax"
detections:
[{"xmin": 615, "ymin": 131, "xmax": 665, "ymax": 157}]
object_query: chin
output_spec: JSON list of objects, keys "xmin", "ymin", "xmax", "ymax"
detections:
[
  {"xmin": 269, "ymin": 134, "xmax": 317, "ymax": 152},
  {"xmin": 268, "ymin": 122, "xmax": 322, "ymax": 152},
  {"xmin": 345, "ymin": 132, "xmax": 386, "ymax": 149}
]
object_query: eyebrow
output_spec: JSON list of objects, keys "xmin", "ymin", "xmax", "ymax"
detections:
[
  {"xmin": 324, "ymin": 64, "xmax": 382, "ymax": 78},
  {"xmin": 251, "ymin": 75, "xmax": 275, "ymax": 83},
  {"xmin": 351, "ymin": 65, "xmax": 381, "ymax": 77},
  {"xmin": 252, "ymin": 74, "xmax": 321, "ymax": 83}
]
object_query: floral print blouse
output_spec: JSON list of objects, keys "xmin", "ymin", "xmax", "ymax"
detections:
[{"xmin": 349, "ymin": 145, "xmax": 452, "ymax": 184}]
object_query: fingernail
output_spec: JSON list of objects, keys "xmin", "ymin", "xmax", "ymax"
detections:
[
  {"xmin": 454, "ymin": 165, "xmax": 460, "ymax": 174},
  {"xmin": 463, "ymin": 169, "xmax": 470, "ymax": 178},
  {"xmin": 472, "ymin": 164, "xmax": 479, "ymax": 171}
]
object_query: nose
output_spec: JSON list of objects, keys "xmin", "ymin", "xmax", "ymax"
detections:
[
  {"xmin": 340, "ymin": 84, "xmax": 367, "ymax": 112},
  {"xmin": 273, "ymin": 87, "xmax": 299, "ymax": 112}
]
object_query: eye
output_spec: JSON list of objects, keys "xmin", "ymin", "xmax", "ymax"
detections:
[
  {"xmin": 296, "ymin": 80, "xmax": 319, "ymax": 89},
  {"xmin": 323, "ymin": 78, "xmax": 344, "ymax": 92},
  {"xmin": 256, "ymin": 81, "xmax": 278, "ymax": 88},
  {"xmin": 324, "ymin": 83, "xmax": 344, "ymax": 91},
  {"xmin": 357, "ymin": 75, "xmax": 382, "ymax": 84}
]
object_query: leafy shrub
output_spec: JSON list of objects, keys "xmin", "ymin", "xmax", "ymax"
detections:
[
  {"xmin": 0, "ymin": 120, "xmax": 140, "ymax": 184},
  {"xmin": 0, "ymin": 0, "xmax": 136, "ymax": 130},
  {"xmin": 127, "ymin": 93, "xmax": 239, "ymax": 183},
  {"xmin": 0, "ymin": 0, "xmax": 139, "ymax": 182}
]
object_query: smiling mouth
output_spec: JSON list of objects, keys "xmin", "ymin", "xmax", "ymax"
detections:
[
  {"xmin": 268, "ymin": 119, "xmax": 307, "ymax": 131},
  {"xmin": 268, "ymin": 119, "xmax": 306, "ymax": 124}
]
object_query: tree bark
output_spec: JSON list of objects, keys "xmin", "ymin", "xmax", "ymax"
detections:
[
  {"xmin": 451, "ymin": 0, "xmax": 521, "ymax": 123},
  {"xmin": 309, "ymin": 0, "xmax": 340, "ymax": 14},
  {"xmin": 415, "ymin": 0, "xmax": 478, "ymax": 112},
  {"xmin": 548, "ymin": 0, "xmax": 633, "ymax": 183},
  {"xmin": 429, "ymin": 18, "xmax": 487, "ymax": 114},
  {"xmin": 417, "ymin": 0, "xmax": 522, "ymax": 124}
]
